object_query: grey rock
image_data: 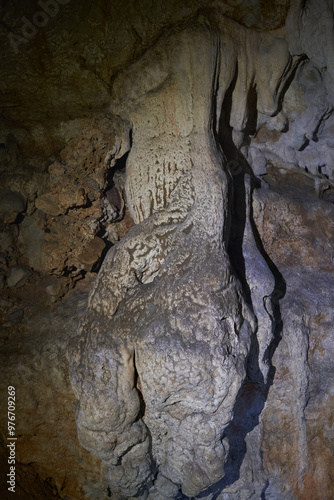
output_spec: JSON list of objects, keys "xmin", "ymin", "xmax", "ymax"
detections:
[
  {"xmin": 0, "ymin": 189, "xmax": 25, "ymax": 223},
  {"xmin": 18, "ymin": 216, "xmax": 44, "ymax": 271},
  {"xmin": 7, "ymin": 265, "xmax": 31, "ymax": 287},
  {"xmin": 8, "ymin": 308, "xmax": 24, "ymax": 323},
  {"xmin": 0, "ymin": 275, "xmax": 6, "ymax": 289},
  {"xmin": 0, "ymin": 226, "xmax": 17, "ymax": 253}
]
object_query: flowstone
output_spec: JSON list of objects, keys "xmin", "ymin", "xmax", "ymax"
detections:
[{"xmin": 69, "ymin": 9, "xmax": 306, "ymax": 498}]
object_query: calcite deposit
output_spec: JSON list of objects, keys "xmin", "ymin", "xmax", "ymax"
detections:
[
  {"xmin": 0, "ymin": 1, "xmax": 333, "ymax": 499},
  {"xmin": 69, "ymin": 4, "xmax": 334, "ymax": 499}
]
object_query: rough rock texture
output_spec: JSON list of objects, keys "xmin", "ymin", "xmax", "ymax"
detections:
[
  {"xmin": 0, "ymin": 278, "xmax": 102, "ymax": 499},
  {"xmin": 0, "ymin": 0, "xmax": 289, "ymax": 160},
  {"xmin": 0, "ymin": 1, "xmax": 334, "ymax": 499},
  {"xmin": 0, "ymin": 114, "xmax": 134, "ymax": 301},
  {"xmin": 69, "ymin": 5, "xmax": 333, "ymax": 499}
]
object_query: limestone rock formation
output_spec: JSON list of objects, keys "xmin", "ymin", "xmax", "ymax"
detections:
[
  {"xmin": 68, "ymin": 7, "xmax": 331, "ymax": 498},
  {"xmin": 0, "ymin": 1, "xmax": 333, "ymax": 499}
]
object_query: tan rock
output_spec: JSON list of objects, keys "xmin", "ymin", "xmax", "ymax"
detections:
[
  {"xmin": 77, "ymin": 236, "xmax": 106, "ymax": 269},
  {"xmin": 35, "ymin": 192, "xmax": 62, "ymax": 216},
  {"xmin": 253, "ymin": 183, "xmax": 334, "ymax": 272}
]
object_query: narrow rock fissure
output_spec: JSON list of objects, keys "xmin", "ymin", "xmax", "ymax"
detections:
[{"xmin": 134, "ymin": 351, "xmax": 146, "ymax": 420}]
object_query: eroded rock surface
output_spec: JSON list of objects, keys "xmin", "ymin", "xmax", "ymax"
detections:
[
  {"xmin": 0, "ymin": 1, "xmax": 334, "ymax": 499},
  {"xmin": 68, "ymin": 10, "xmax": 309, "ymax": 498}
]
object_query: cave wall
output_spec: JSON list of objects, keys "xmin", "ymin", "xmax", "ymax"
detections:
[{"xmin": 0, "ymin": 1, "xmax": 333, "ymax": 499}]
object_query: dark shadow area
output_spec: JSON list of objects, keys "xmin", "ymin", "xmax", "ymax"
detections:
[
  {"xmin": 104, "ymin": 150, "xmax": 129, "ymax": 192},
  {"xmin": 276, "ymin": 54, "xmax": 308, "ymax": 116},
  {"xmin": 217, "ymin": 64, "xmax": 255, "ymax": 304},
  {"xmin": 91, "ymin": 150, "xmax": 130, "ymax": 273},
  {"xmin": 134, "ymin": 350, "xmax": 146, "ymax": 420},
  {"xmin": 261, "ymin": 479, "xmax": 270, "ymax": 499},
  {"xmin": 103, "ymin": 149, "xmax": 129, "ymax": 223},
  {"xmin": 195, "ymin": 67, "xmax": 287, "ymax": 500}
]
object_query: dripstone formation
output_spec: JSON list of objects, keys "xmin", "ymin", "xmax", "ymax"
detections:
[
  {"xmin": 69, "ymin": 5, "xmax": 333, "ymax": 498},
  {"xmin": 1, "ymin": 1, "xmax": 333, "ymax": 499}
]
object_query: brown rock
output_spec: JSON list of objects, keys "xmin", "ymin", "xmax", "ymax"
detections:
[
  {"xmin": 35, "ymin": 193, "xmax": 62, "ymax": 217},
  {"xmin": 253, "ymin": 185, "xmax": 334, "ymax": 272},
  {"xmin": 77, "ymin": 236, "xmax": 106, "ymax": 269}
]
